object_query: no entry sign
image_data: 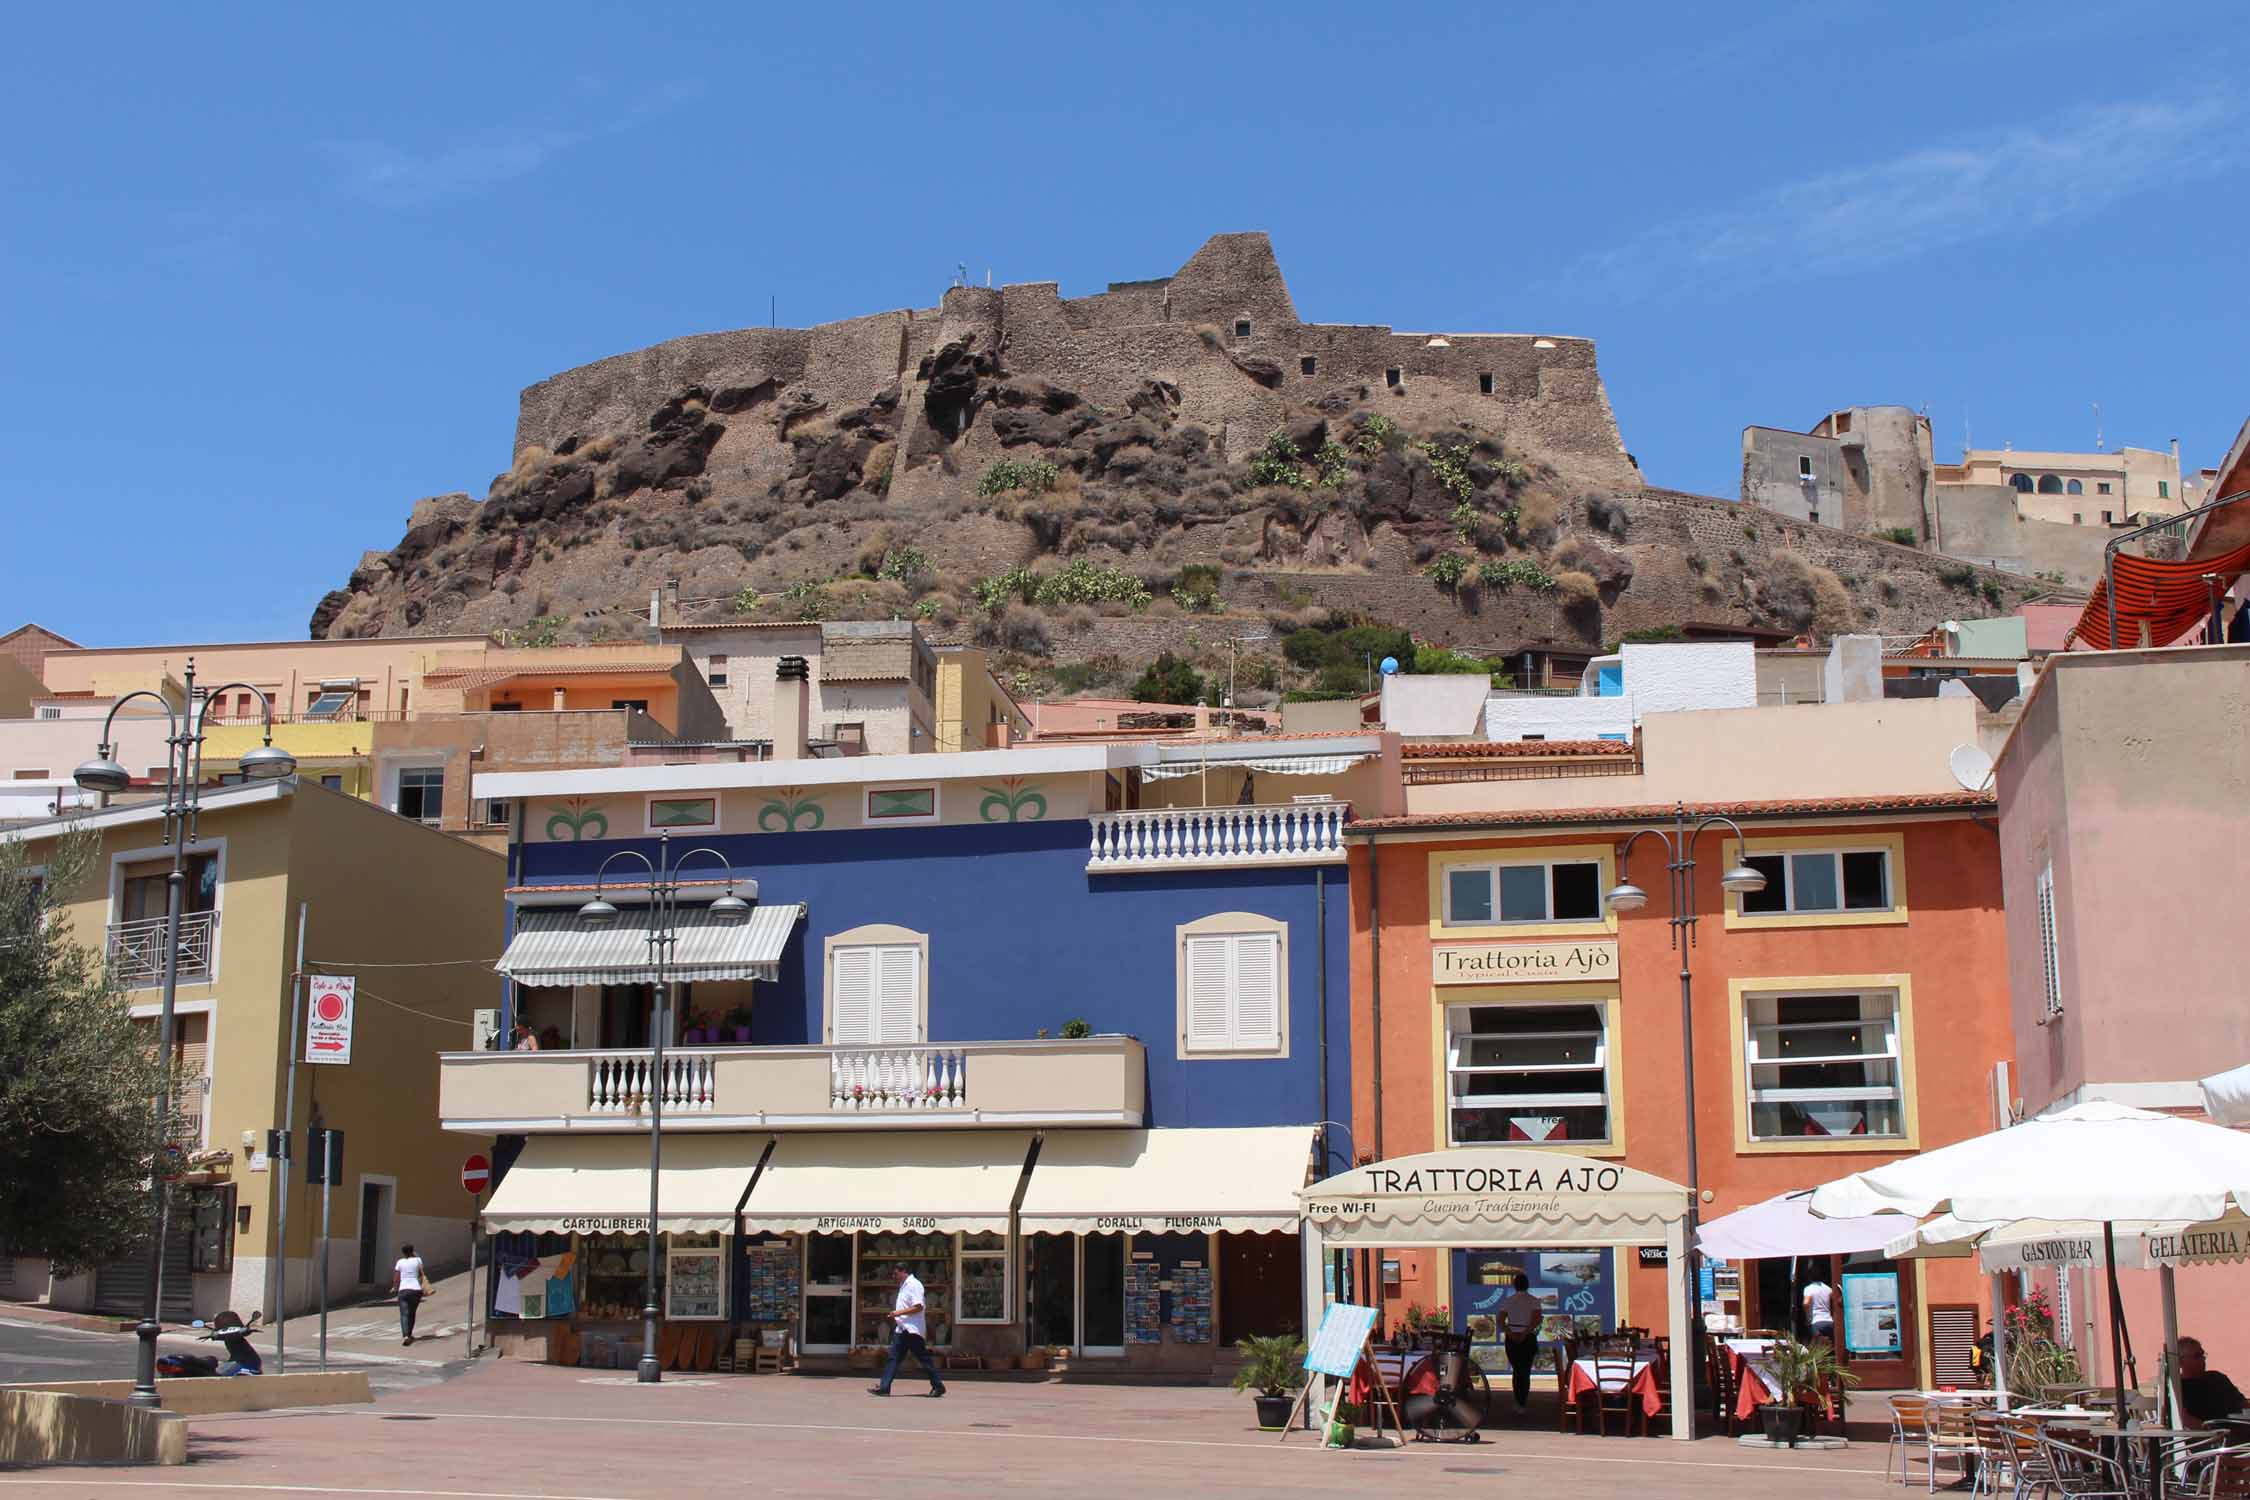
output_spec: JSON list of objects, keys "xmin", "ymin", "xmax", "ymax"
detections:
[
  {"xmin": 305, "ymin": 975, "xmax": 355, "ymax": 1065},
  {"xmin": 461, "ymin": 1154, "xmax": 491, "ymax": 1195}
]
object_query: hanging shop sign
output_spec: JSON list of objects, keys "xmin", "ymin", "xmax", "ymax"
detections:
[
  {"xmin": 305, "ymin": 975, "xmax": 355, "ymax": 1064},
  {"xmin": 1432, "ymin": 940, "xmax": 1618, "ymax": 986}
]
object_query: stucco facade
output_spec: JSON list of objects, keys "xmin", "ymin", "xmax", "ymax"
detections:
[
  {"xmin": 39, "ymin": 636, "xmax": 493, "ymax": 720},
  {"xmin": 1741, "ymin": 407, "xmax": 1934, "ymax": 539}
]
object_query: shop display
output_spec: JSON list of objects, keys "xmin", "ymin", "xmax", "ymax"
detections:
[
  {"xmin": 581, "ymin": 1232, "xmax": 663, "ymax": 1322},
  {"xmin": 1125, "ymin": 1256, "xmax": 1162, "ymax": 1344},
  {"xmin": 742, "ymin": 1241, "xmax": 801, "ymax": 1323},
  {"xmin": 958, "ymin": 1233, "xmax": 1008, "ymax": 1323},
  {"xmin": 1170, "ymin": 1262, "xmax": 1212, "ymax": 1344},
  {"xmin": 666, "ymin": 1234, "xmax": 726, "ymax": 1321},
  {"xmin": 856, "ymin": 1233, "xmax": 953, "ymax": 1347}
]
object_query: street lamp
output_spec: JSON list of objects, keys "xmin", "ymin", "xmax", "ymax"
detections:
[
  {"xmin": 75, "ymin": 657, "xmax": 295, "ymax": 1409},
  {"xmin": 577, "ymin": 835, "xmax": 750, "ymax": 1384},
  {"xmin": 1605, "ymin": 804, "xmax": 1765, "ymax": 1338}
]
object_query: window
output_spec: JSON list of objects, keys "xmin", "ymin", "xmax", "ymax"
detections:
[
  {"xmin": 1743, "ymin": 990, "xmax": 1904, "ymax": 1140},
  {"xmin": 1178, "ymin": 919, "xmax": 1285, "ymax": 1056},
  {"xmin": 611, "ymin": 699, "xmax": 650, "ymax": 714},
  {"xmin": 396, "ymin": 768, "xmax": 444, "ymax": 824},
  {"xmin": 2036, "ymin": 860, "xmax": 2063, "ymax": 1018},
  {"xmin": 36, "ymin": 706, "xmax": 60, "ymax": 719},
  {"xmin": 2065, "ymin": 479, "xmax": 2083, "ymax": 496},
  {"xmin": 1798, "ymin": 455, "xmax": 1813, "ymax": 477},
  {"xmin": 1442, "ymin": 860, "xmax": 1602, "ymax": 926},
  {"xmin": 828, "ymin": 939, "xmax": 924, "ymax": 1044},
  {"xmin": 1300, "ymin": 355, "xmax": 1317, "ymax": 376},
  {"xmin": 479, "ymin": 798, "xmax": 515, "ymax": 828},
  {"xmin": 12, "ymin": 768, "xmax": 49, "ymax": 780},
  {"xmin": 2038, "ymin": 474, "xmax": 2065, "ymax": 494},
  {"xmin": 2073, "ymin": 513, "xmax": 2083, "ymax": 525},
  {"xmin": 865, "ymin": 785, "xmax": 938, "ymax": 823},
  {"xmin": 2101, "ymin": 510, "xmax": 2113, "ymax": 524},
  {"xmin": 1808, "ymin": 510, "xmax": 1820, "ymax": 524},
  {"xmin": 1832, "ymin": 411, "xmax": 1852, "ymax": 434},
  {"xmin": 959, "ymin": 1232, "xmax": 1009, "ymax": 1322},
  {"xmin": 1446, "ymin": 1002, "xmax": 1611, "ymax": 1146},
  {"xmin": 489, "ymin": 701, "xmax": 522, "ymax": 712},
  {"xmin": 2097, "ymin": 482, "xmax": 2111, "ymax": 495},
  {"xmin": 2010, "ymin": 474, "xmax": 2034, "ymax": 493},
  {"xmin": 1737, "ymin": 849, "xmax": 1892, "ymax": 916},
  {"xmin": 2159, "ymin": 480, "xmax": 2170, "ymax": 499},
  {"xmin": 646, "ymin": 796, "xmax": 718, "ymax": 833},
  {"xmin": 1233, "ymin": 319, "xmax": 1252, "ymax": 339},
  {"xmin": 707, "ymin": 654, "xmax": 729, "ymax": 687},
  {"xmin": 121, "ymin": 852, "xmax": 217, "ymax": 922},
  {"xmin": 319, "ymin": 774, "xmax": 343, "ymax": 791},
  {"xmin": 304, "ymin": 687, "xmax": 355, "ymax": 719},
  {"xmin": 1384, "ymin": 367, "xmax": 1403, "ymax": 388},
  {"xmin": 1479, "ymin": 373, "xmax": 1495, "ymax": 396}
]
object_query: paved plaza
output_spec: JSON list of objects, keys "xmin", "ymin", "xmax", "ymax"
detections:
[{"xmin": 0, "ymin": 1358, "xmax": 1902, "ymax": 1500}]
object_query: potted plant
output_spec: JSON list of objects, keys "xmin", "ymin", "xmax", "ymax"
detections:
[
  {"xmin": 722, "ymin": 1003, "xmax": 753, "ymax": 1043},
  {"xmin": 1231, "ymin": 1333, "xmax": 1307, "ymax": 1431},
  {"xmin": 1757, "ymin": 1338, "xmax": 1859, "ymax": 1447}
]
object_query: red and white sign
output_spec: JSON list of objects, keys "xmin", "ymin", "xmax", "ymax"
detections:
[
  {"xmin": 461, "ymin": 1154, "xmax": 491, "ymax": 1196},
  {"xmin": 305, "ymin": 975, "xmax": 355, "ymax": 1065}
]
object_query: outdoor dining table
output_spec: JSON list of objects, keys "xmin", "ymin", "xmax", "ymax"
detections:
[
  {"xmin": 1564, "ymin": 1353, "xmax": 1667, "ymax": 1421},
  {"xmin": 2044, "ymin": 1423, "xmax": 2220, "ymax": 1500}
]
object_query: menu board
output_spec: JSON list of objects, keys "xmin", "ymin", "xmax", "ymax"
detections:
[{"xmin": 1842, "ymin": 1271, "xmax": 1902, "ymax": 1356}]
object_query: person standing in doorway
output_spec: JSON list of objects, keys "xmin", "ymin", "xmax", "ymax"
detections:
[
  {"xmin": 1500, "ymin": 1274, "xmax": 1545, "ymax": 1414},
  {"xmin": 390, "ymin": 1243, "xmax": 426, "ymax": 1346},
  {"xmin": 1801, "ymin": 1273, "xmax": 1838, "ymax": 1346},
  {"xmin": 868, "ymin": 1263, "xmax": 945, "ymax": 1397}
]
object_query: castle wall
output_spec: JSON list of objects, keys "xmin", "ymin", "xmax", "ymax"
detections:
[{"xmin": 1934, "ymin": 484, "xmax": 2114, "ymax": 586}]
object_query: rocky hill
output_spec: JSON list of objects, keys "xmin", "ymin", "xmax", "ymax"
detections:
[{"xmin": 313, "ymin": 233, "xmax": 2048, "ymax": 700}]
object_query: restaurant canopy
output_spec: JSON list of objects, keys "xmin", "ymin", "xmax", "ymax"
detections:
[
  {"xmin": 495, "ymin": 902, "xmax": 805, "ymax": 987},
  {"xmin": 1886, "ymin": 1210, "xmax": 2250, "ymax": 1272},
  {"xmin": 1696, "ymin": 1190, "xmax": 1904, "ymax": 1260},
  {"xmin": 1016, "ymin": 1126, "xmax": 1315, "ymax": 1235},
  {"xmin": 735, "ymin": 1130, "xmax": 1035, "ymax": 1235},
  {"xmin": 483, "ymin": 1134, "xmax": 754, "ymax": 1235},
  {"xmin": 2067, "ymin": 537, "xmax": 2250, "ymax": 650}
]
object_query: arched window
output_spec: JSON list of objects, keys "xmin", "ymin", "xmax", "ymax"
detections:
[
  {"xmin": 2037, "ymin": 474, "xmax": 2065, "ymax": 494},
  {"xmin": 2010, "ymin": 474, "xmax": 2034, "ymax": 493},
  {"xmin": 2065, "ymin": 479, "xmax": 2083, "ymax": 495}
]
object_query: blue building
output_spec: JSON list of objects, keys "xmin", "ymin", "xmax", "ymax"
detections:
[{"xmin": 443, "ymin": 728, "xmax": 1383, "ymax": 1374}]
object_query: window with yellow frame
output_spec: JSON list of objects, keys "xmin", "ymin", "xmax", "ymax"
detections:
[
  {"xmin": 1428, "ymin": 844, "xmax": 1617, "ymax": 938},
  {"xmin": 1724, "ymin": 832, "xmax": 1907, "ymax": 930},
  {"xmin": 1730, "ymin": 976, "xmax": 1917, "ymax": 1152}
]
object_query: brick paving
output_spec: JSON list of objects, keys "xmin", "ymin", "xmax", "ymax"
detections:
[{"xmin": 0, "ymin": 1359, "xmax": 1902, "ymax": 1500}]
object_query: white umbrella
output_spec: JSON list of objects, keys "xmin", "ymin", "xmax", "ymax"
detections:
[
  {"xmin": 1809, "ymin": 1101, "xmax": 2250, "ymax": 1424},
  {"xmin": 2203, "ymin": 1063, "xmax": 2250, "ymax": 1128},
  {"xmin": 1698, "ymin": 1190, "xmax": 1903, "ymax": 1260}
]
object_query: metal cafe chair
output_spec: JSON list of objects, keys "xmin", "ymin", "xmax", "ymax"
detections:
[
  {"xmin": 1887, "ymin": 1395, "xmax": 1935, "ymax": 1486},
  {"xmin": 2035, "ymin": 1430, "xmax": 2133, "ymax": 1500},
  {"xmin": 1924, "ymin": 1401, "xmax": 1982, "ymax": 1493}
]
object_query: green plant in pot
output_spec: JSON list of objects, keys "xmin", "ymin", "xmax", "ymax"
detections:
[
  {"xmin": 1231, "ymin": 1333, "xmax": 1307, "ymax": 1431},
  {"xmin": 1758, "ymin": 1338, "xmax": 1859, "ymax": 1447},
  {"xmin": 722, "ymin": 1003, "xmax": 753, "ymax": 1043}
]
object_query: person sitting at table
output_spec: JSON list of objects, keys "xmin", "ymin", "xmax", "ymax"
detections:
[
  {"xmin": 2179, "ymin": 1337, "xmax": 2247, "ymax": 1428},
  {"xmin": 1500, "ymin": 1274, "xmax": 1544, "ymax": 1414}
]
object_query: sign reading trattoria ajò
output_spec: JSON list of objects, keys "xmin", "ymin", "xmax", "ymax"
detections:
[{"xmin": 1432, "ymin": 939, "xmax": 1618, "ymax": 985}]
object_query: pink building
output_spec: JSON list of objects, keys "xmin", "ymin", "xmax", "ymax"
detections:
[{"xmin": 1996, "ymin": 642, "xmax": 2250, "ymax": 1379}]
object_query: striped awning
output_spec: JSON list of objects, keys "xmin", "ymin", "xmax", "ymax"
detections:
[
  {"xmin": 495, "ymin": 902, "xmax": 805, "ymax": 987},
  {"xmin": 2069, "ymin": 538, "xmax": 2250, "ymax": 650},
  {"xmin": 1140, "ymin": 754, "xmax": 1368, "ymax": 781}
]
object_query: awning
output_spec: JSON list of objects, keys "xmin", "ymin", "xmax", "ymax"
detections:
[
  {"xmin": 2068, "ymin": 537, "xmax": 2250, "ymax": 650},
  {"xmin": 495, "ymin": 902, "xmax": 805, "ymax": 986},
  {"xmin": 1887, "ymin": 1211, "xmax": 2250, "ymax": 1271},
  {"xmin": 1140, "ymin": 754, "xmax": 1368, "ymax": 781},
  {"xmin": 1299, "ymin": 1148, "xmax": 1688, "ymax": 1248},
  {"xmin": 737, "ymin": 1131, "xmax": 1035, "ymax": 1235},
  {"xmin": 482, "ymin": 1134, "xmax": 756, "ymax": 1235},
  {"xmin": 1017, "ymin": 1126, "xmax": 1315, "ymax": 1234}
]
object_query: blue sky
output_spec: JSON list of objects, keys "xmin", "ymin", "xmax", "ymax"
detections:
[{"xmin": 4, "ymin": 2, "xmax": 2242, "ymax": 645}]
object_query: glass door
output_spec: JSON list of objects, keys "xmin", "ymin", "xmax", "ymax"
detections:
[
  {"xmin": 802, "ymin": 1234, "xmax": 854, "ymax": 1350},
  {"xmin": 1081, "ymin": 1233, "xmax": 1125, "ymax": 1354},
  {"xmin": 1024, "ymin": 1234, "xmax": 1075, "ymax": 1349}
]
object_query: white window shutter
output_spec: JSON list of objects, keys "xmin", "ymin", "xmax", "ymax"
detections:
[
  {"xmin": 1231, "ymin": 934, "xmax": 1282, "ymax": 1050},
  {"xmin": 875, "ymin": 946, "xmax": 921, "ymax": 1043},
  {"xmin": 832, "ymin": 948, "xmax": 876, "ymax": 1044},
  {"xmin": 1183, "ymin": 936, "xmax": 1234, "ymax": 1052}
]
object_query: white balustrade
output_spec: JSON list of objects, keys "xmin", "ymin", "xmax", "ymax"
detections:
[
  {"xmin": 1087, "ymin": 801, "xmax": 1348, "ymax": 871},
  {"xmin": 586, "ymin": 1049, "xmax": 718, "ymax": 1114},
  {"xmin": 829, "ymin": 1047, "xmax": 969, "ymax": 1111}
]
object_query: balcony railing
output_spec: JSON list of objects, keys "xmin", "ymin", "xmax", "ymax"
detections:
[
  {"xmin": 1087, "ymin": 801, "xmax": 1348, "ymax": 872},
  {"xmin": 106, "ymin": 911, "xmax": 216, "ymax": 987},
  {"xmin": 438, "ymin": 1036, "xmax": 1145, "ymax": 1133}
]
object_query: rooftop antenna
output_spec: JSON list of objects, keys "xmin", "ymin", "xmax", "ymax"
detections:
[
  {"xmin": 770, "ymin": 294, "xmax": 775, "ymax": 329},
  {"xmin": 985, "ymin": 268, "xmax": 992, "ymax": 288},
  {"xmin": 953, "ymin": 262, "xmax": 967, "ymax": 289},
  {"xmin": 2093, "ymin": 402, "xmax": 2104, "ymax": 451}
]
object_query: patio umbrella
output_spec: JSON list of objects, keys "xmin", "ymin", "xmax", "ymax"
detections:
[
  {"xmin": 1697, "ymin": 1190, "xmax": 1903, "ymax": 1260},
  {"xmin": 1808, "ymin": 1102, "xmax": 2250, "ymax": 1425},
  {"xmin": 2202, "ymin": 1063, "xmax": 2250, "ymax": 1128}
]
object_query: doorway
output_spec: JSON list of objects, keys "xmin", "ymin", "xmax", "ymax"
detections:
[
  {"xmin": 1081, "ymin": 1234, "xmax": 1125, "ymax": 1352},
  {"xmin": 356, "ymin": 1179, "xmax": 394, "ymax": 1285},
  {"xmin": 1746, "ymin": 1253, "xmax": 1917, "ymax": 1388},
  {"xmin": 1024, "ymin": 1234, "xmax": 1075, "ymax": 1348},
  {"xmin": 1219, "ymin": 1233, "xmax": 1303, "ymax": 1343},
  {"xmin": 802, "ymin": 1234, "xmax": 853, "ymax": 1350}
]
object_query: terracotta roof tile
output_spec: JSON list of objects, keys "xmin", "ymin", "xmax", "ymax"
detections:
[
  {"xmin": 1401, "ymin": 739, "xmax": 1632, "ymax": 759},
  {"xmin": 819, "ymin": 671, "xmax": 906, "ymax": 684},
  {"xmin": 1350, "ymin": 790, "xmax": 1996, "ymax": 833}
]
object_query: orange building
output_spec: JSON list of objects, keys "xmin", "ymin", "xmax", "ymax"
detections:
[{"xmin": 1343, "ymin": 692, "xmax": 2018, "ymax": 1390}]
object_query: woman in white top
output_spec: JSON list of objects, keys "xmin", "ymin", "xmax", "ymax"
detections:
[
  {"xmin": 390, "ymin": 1245, "xmax": 427, "ymax": 1346},
  {"xmin": 1801, "ymin": 1277, "xmax": 1838, "ymax": 1344}
]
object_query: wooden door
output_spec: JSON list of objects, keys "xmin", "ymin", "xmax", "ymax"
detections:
[{"xmin": 1219, "ymin": 1232, "xmax": 1303, "ymax": 1343}]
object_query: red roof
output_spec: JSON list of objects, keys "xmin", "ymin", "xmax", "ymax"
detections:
[
  {"xmin": 1401, "ymin": 739, "xmax": 1631, "ymax": 760},
  {"xmin": 1350, "ymin": 790, "xmax": 1996, "ymax": 833}
]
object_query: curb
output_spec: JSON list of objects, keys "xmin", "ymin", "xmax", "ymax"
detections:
[{"xmin": 0, "ymin": 1302, "xmax": 134, "ymax": 1335}]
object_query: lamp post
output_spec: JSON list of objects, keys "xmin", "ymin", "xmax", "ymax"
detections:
[
  {"xmin": 578, "ymin": 834, "xmax": 749, "ymax": 1384},
  {"xmin": 1605, "ymin": 805, "xmax": 1765, "ymax": 1339},
  {"xmin": 73, "ymin": 657, "xmax": 296, "ymax": 1409}
]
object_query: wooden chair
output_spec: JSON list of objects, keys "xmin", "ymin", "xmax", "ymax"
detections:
[
  {"xmin": 1591, "ymin": 1352, "xmax": 1641, "ymax": 1436},
  {"xmin": 1710, "ymin": 1343, "xmax": 1742, "ymax": 1438},
  {"xmin": 1556, "ymin": 1343, "xmax": 1590, "ymax": 1434},
  {"xmin": 1887, "ymin": 1396, "xmax": 1934, "ymax": 1486},
  {"xmin": 1926, "ymin": 1401, "xmax": 1982, "ymax": 1493}
]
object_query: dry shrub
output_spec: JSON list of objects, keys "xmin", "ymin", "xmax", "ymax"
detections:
[
  {"xmin": 976, "ymin": 605, "xmax": 1052, "ymax": 657},
  {"xmin": 1513, "ymin": 487, "xmax": 1562, "ymax": 546},
  {"xmin": 1553, "ymin": 569, "xmax": 1600, "ymax": 606},
  {"xmin": 1765, "ymin": 550, "xmax": 1856, "ymax": 635},
  {"xmin": 862, "ymin": 440, "xmax": 896, "ymax": 495}
]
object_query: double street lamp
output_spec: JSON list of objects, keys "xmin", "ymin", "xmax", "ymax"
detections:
[
  {"xmin": 1605, "ymin": 805, "xmax": 1766, "ymax": 1330},
  {"xmin": 74, "ymin": 658, "xmax": 297, "ymax": 1410},
  {"xmin": 576, "ymin": 834, "xmax": 749, "ymax": 1384}
]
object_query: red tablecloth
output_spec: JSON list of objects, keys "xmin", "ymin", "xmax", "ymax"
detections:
[
  {"xmin": 1728, "ymin": 1347, "xmax": 1835, "ymax": 1422},
  {"xmin": 1566, "ymin": 1356, "xmax": 1665, "ymax": 1420}
]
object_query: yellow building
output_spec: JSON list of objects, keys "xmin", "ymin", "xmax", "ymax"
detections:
[
  {"xmin": 932, "ymin": 646, "xmax": 1029, "ymax": 752},
  {"xmin": 2, "ymin": 780, "xmax": 502, "ymax": 1319}
]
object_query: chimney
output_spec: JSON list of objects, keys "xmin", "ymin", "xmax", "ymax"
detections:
[
  {"xmin": 773, "ymin": 656, "xmax": 810, "ymax": 761},
  {"xmin": 1822, "ymin": 634, "xmax": 1883, "ymax": 703}
]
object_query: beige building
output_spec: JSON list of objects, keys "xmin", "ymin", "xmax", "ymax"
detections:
[
  {"xmin": 2, "ymin": 780, "xmax": 503, "ymax": 1319},
  {"xmin": 1936, "ymin": 443, "xmax": 2187, "ymax": 528}
]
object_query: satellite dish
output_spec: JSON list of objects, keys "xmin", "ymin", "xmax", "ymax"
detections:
[
  {"xmin": 1948, "ymin": 744, "xmax": 1995, "ymax": 793},
  {"xmin": 1379, "ymin": 656, "xmax": 1400, "ymax": 676}
]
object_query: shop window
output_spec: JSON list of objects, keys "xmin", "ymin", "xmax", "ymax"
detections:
[
  {"xmin": 707, "ymin": 654, "xmax": 729, "ymax": 687},
  {"xmin": 827, "ymin": 928, "xmax": 926, "ymax": 1045},
  {"xmin": 665, "ymin": 1232, "xmax": 727, "ymax": 1320},
  {"xmin": 1736, "ymin": 849, "xmax": 1891, "ymax": 916},
  {"xmin": 1176, "ymin": 914, "xmax": 1286, "ymax": 1057},
  {"xmin": 1446, "ymin": 1002, "xmax": 1611, "ymax": 1146},
  {"xmin": 1743, "ymin": 990, "xmax": 1905, "ymax": 1141},
  {"xmin": 646, "ymin": 795, "xmax": 719, "ymax": 833},
  {"xmin": 581, "ymin": 1231, "xmax": 660, "ymax": 1320},
  {"xmin": 2037, "ymin": 860, "xmax": 2063, "ymax": 1019},
  {"xmin": 1442, "ymin": 859, "xmax": 1602, "ymax": 926},
  {"xmin": 396, "ymin": 767, "xmax": 444, "ymax": 825},
  {"xmin": 2010, "ymin": 474, "xmax": 2035, "ymax": 493},
  {"xmin": 857, "ymin": 1232, "xmax": 953, "ymax": 1347},
  {"xmin": 958, "ymin": 1232, "xmax": 1009, "ymax": 1323}
]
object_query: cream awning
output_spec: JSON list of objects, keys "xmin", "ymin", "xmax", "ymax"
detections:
[
  {"xmin": 495, "ymin": 902, "xmax": 805, "ymax": 987},
  {"xmin": 482, "ymin": 1134, "xmax": 758, "ymax": 1235},
  {"xmin": 1017, "ymin": 1126, "xmax": 1315, "ymax": 1234},
  {"xmin": 1299, "ymin": 1148, "xmax": 1689, "ymax": 1248},
  {"xmin": 736, "ymin": 1131, "xmax": 1035, "ymax": 1235},
  {"xmin": 1140, "ymin": 754, "xmax": 1368, "ymax": 781}
]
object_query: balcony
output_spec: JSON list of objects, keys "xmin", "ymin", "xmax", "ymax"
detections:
[
  {"xmin": 437, "ymin": 1035, "xmax": 1147, "ymax": 1134},
  {"xmin": 1087, "ymin": 801, "xmax": 1348, "ymax": 873},
  {"xmin": 106, "ymin": 911, "xmax": 216, "ymax": 987}
]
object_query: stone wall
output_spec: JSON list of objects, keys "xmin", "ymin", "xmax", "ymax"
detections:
[
  {"xmin": 1934, "ymin": 485, "xmax": 2114, "ymax": 587},
  {"xmin": 1743, "ymin": 406, "xmax": 1931, "ymax": 539}
]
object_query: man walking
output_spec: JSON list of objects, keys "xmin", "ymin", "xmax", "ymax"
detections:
[
  {"xmin": 390, "ymin": 1243, "xmax": 426, "ymax": 1347},
  {"xmin": 1500, "ymin": 1274, "xmax": 1545, "ymax": 1413},
  {"xmin": 868, "ymin": 1263, "xmax": 945, "ymax": 1397}
]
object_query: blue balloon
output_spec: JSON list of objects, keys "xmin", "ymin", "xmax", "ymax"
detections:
[{"xmin": 1379, "ymin": 656, "xmax": 1400, "ymax": 675}]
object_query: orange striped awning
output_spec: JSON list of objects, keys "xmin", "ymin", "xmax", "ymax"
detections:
[{"xmin": 2068, "ymin": 540, "xmax": 2250, "ymax": 650}]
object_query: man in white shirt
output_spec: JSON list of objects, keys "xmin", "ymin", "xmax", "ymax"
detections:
[
  {"xmin": 869, "ymin": 1264, "xmax": 946, "ymax": 1397},
  {"xmin": 1801, "ymin": 1276, "xmax": 1838, "ymax": 1345},
  {"xmin": 389, "ymin": 1244, "xmax": 426, "ymax": 1347}
]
